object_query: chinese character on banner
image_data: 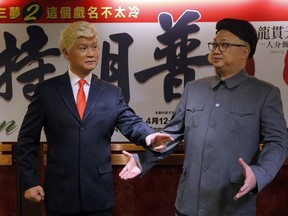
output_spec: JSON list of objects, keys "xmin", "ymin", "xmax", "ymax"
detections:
[
  {"xmin": 101, "ymin": 33, "xmax": 133, "ymax": 103},
  {"xmin": 134, "ymin": 10, "xmax": 211, "ymax": 102},
  {"xmin": 0, "ymin": 26, "xmax": 61, "ymax": 101}
]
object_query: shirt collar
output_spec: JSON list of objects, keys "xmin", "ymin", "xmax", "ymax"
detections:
[
  {"xmin": 68, "ymin": 69, "xmax": 92, "ymax": 86},
  {"xmin": 211, "ymin": 69, "xmax": 248, "ymax": 89}
]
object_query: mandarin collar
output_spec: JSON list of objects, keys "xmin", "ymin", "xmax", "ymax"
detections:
[{"xmin": 211, "ymin": 69, "xmax": 248, "ymax": 89}]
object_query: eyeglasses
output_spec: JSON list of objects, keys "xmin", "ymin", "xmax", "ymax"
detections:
[{"xmin": 208, "ymin": 42, "xmax": 247, "ymax": 52}]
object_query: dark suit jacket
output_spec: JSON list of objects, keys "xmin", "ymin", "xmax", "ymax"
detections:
[{"xmin": 17, "ymin": 72, "xmax": 154, "ymax": 213}]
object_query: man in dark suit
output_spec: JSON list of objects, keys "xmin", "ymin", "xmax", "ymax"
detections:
[
  {"xmin": 120, "ymin": 18, "xmax": 288, "ymax": 216},
  {"xmin": 17, "ymin": 21, "xmax": 172, "ymax": 216}
]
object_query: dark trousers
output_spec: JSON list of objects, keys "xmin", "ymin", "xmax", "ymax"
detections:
[{"xmin": 46, "ymin": 208, "xmax": 113, "ymax": 216}]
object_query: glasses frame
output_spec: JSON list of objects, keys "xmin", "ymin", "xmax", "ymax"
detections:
[{"xmin": 208, "ymin": 42, "xmax": 247, "ymax": 52}]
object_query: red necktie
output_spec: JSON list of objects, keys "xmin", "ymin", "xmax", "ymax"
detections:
[{"xmin": 77, "ymin": 79, "xmax": 86, "ymax": 119}]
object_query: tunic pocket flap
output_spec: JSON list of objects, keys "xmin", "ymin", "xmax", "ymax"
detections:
[
  {"xmin": 187, "ymin": 103, "xmax": 205, "ymax": 113},
  {"xmin": 230, "ymin": 106, "xmax": 255, "ymax": 117}
]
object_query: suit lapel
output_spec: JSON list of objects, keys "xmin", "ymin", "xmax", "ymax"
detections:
[
  {"xmin": 82, "ymin": 74, "xmax": 103, "ymax": 121},
  {"xmin": 56, "ymin": 72, "xmax": 80, "ymax": 120}
]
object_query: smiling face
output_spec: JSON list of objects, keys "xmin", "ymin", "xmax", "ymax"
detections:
[
  {"xmin": 64, "ymin": 36, "xmax": 99, "ymax": 78},
  {"xmin": 211, "ymin": 30, "xmax": 250, "ymax": 79}
]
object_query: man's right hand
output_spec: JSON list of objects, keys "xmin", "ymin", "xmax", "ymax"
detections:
[
  {"xmin": 24, "ymin": 185, "xmax": 45, "ymax": 202},
  {"xmin": 146, "ymin": 132, "xmax": 174, "ymax": 152}
]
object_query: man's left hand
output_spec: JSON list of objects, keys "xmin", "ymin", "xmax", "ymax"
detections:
[{"xmin": 234, "ymin": 158, "xmax": 256, "ymax": 201}]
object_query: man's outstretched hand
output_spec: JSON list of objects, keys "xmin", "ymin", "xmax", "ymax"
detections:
[
  {"xmin": 120, "ymin": 133, "xmax": 173, "ymax": 179},
  {"xmin": 119, "ymin": 150, "xmax": 141, "ymax": 180},
  {"xmin": 234, "ymin": 158, "xmax": 256, "ymax": 201},
  {"xmin": 146, "ymin": 132, "xmax": 174, "ymax": 152}
]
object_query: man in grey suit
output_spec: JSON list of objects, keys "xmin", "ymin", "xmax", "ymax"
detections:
[
  {"xmin": 17, "ymin": 21, "xmax": 173, "ymax": 216},
  {"xmin": 120, "ymin": 18, "xmax": 288, "ymax": 216}
]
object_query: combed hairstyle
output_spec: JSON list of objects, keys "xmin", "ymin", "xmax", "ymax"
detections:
[
  {"xmin": 59, "ymin": 21, "xmax": 98, "ymax": 54},
  {"xmin": 216, "ymin": 18, "xmax": 258, "ymax": 59}
]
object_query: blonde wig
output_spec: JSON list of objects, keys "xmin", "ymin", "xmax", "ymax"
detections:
[{"xmin": 59, "ymin": 21, "xmax": 98, "ymax": 54}]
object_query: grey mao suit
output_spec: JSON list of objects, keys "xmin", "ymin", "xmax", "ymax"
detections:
[
  {"xmin": 138, "ymin": 70, "xmax": 288, "ymax": 216},
  {"xmin": 17, "ymin": 72, "xmax": 154, "ymax": 213}
]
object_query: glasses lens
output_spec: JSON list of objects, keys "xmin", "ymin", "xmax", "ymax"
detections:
[
  {"xmin": 219, "ymin": 43, "xmax": 227, "ymax": 52},
  {"xmin": 208, "ymin": 43, "xmax": 228, "ymax": 52},
  {"xmin": 208, "ymin": 43, "xmax": 214, "ymax": 51}
]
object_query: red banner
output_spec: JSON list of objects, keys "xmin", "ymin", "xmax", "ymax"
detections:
[{"xmin": 0, "ymin": 0, "xmax": 287, "ymax": 23}]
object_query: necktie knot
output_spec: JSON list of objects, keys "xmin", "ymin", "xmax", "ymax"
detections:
[
  {"xmin": 79, "ymin": 79, "xmax": 86, "ymax": 88},
  {"xmin": 77, "ymin": 79, "xmax": 86, "ymax": 119}
]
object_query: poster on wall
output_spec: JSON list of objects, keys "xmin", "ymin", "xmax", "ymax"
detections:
[{"xmin": 0, "ymin": 0, "xmax": 287, "ymax": 142}]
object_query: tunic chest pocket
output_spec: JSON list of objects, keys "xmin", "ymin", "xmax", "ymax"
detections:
[
  {"xmin": 185, "ymin": 103, "xmax": 205, "ymax": 128},
  {"xmin": 229, "ymin": 106, "xmax": 256, "ymax": 133}
]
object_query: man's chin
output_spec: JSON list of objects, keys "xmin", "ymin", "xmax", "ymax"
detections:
[
  {"xmin": 213, "ymin": 63, "xmax": 222, "ymax": 69},
  {"xmin": 85, "ymin": 65, "xmax": 97, "ymax": 71}
]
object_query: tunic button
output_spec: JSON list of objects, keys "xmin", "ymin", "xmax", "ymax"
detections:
[
  {"xmin": 203, "ymin": 167, "xmax": 208, "ymax": 171},
  {"xmin": 206, "ymin": 144, "xmax": 212, "ymax": 149},
  {"xmin": 215, "ymin": 103, "xmax": 221, "ymax": 107}
]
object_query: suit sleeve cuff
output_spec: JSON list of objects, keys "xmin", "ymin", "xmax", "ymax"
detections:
[{"xmin": 132, "ymin": 153, "xmax": 143, "ymax": 172}]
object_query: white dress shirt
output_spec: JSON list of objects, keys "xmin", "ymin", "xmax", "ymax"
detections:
[{"xmin": 68, "ymin": 69, "xmax": 91, "ymax": 102}]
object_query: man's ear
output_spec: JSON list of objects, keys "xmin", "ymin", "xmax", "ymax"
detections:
[
  {"xmin": 62, "ymin": 48, "xmax": 69, "ymax": 59},
  {"xmin": 242, "ymin": 47, "xmax": 250, "ymax": 59}
]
